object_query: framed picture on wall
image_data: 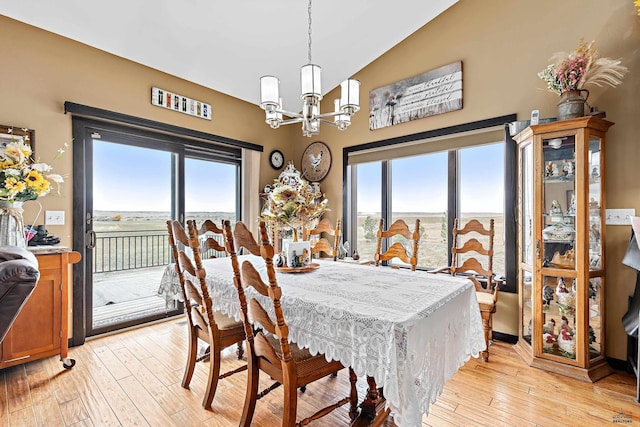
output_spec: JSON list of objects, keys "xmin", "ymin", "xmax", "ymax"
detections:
[{"xmin": 0, "ymin": 125, "xmax": 35, "ymax": 157}]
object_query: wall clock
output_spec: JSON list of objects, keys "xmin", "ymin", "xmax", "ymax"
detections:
[
  {"xmin": 269, "ymin": 149, "xmax": 285, "ymax": 170},
  {"xmin": 301, "ymin": 141, "xmax": 331, "ymax": 182}
]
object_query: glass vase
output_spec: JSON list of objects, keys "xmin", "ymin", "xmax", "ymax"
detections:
[{"xmin": 0, "ymin": 200, "xmax": 26, "ymax": 248}]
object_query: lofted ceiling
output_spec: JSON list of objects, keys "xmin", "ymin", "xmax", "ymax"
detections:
[{"xmin": 0, "ymin": 0, "xmax": 457, "ymax": 112}]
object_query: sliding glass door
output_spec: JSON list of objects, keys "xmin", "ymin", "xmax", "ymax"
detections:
[
  {"xmin": 73, "ymin": 119, "xmax": 241, "ymax": 339},
  {"xmin": 91, "ymin": 140, "xmax": 174, "ymax": 332}
]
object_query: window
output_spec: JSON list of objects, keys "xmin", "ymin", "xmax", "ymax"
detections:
[
  {"xmin": 391, "ymin": 153, "xmax": 448, "ymax": 268},
  {"xmin": 459, "ymin": 143, "xmax": 505, "ymax": 274},
  {"xmin": 355, "ymin": 161, "xmax": 381, "ymax": 261},
  {"xmin": 345, "ymin": 114, "xmax": 516, "ymax": 289}
]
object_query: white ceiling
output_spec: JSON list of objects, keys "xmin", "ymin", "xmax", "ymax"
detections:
[{"xmin": 1, "ymin": 0, "xmax": 457, "ymax": 112}]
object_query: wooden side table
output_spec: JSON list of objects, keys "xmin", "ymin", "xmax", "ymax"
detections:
[{"xmin": 0, "ymin": 246, "xmax": 81, "ymax": 369}]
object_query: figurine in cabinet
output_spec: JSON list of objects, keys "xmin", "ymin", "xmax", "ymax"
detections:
[
  {"xmin": 550, "ymin": 199, "xmax": 563, "ymax": 216},
  {"xmin": 558, "ymin": 324, "xmax": 576, "ymax": 357},
  {"xmin": 543, "ymin": 318, "xmax": 556, "ymax": 334},
  {"xmin": 545, "ymin": 161, "xmax": 553, "ymax": 176},
  {"xmin": 567, "ymin": 193, "xmax": 577, "ymax": 215},
  {"xmin": 543, "ymin": 332, "xmax": 556, "ymax": 353},
  {"xmin": 542, "ymin": 284, "xmax": 555, "ymax": 310},
  {"xmin": 562, "ymin": 159, "xmax": 574, "ymax": 176},
  {"xmin": 556, "ymin": 277, "xmax": 576, "ymax": 315}
]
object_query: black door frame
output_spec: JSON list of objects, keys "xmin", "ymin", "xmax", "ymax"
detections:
[{"xmin": 67, "ymin": 103, "xmax": 259, "ymax": 345}]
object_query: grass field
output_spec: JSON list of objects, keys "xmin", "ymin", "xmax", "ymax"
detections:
[
  {"xmin": 356, "ymin": 212, "xmax": 505, "ymax": 274},
  {"xmin": 92, "ymin": 210, "xmax": 505, "ymax": 274}
]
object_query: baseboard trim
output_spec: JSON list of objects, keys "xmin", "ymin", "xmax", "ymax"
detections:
[
  {"xmin": 493, "ymin": 331, "xmax": 518, "ymax": 344},
  {"xmin": 494, "ymin": 333, "xmax": 629, "ymax": 372}
]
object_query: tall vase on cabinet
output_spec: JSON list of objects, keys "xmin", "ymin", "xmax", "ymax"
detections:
[
  {"xmin": 557, "ymin": 90, "xmax": 588, "ymax": 121},
  {"xmin": 0, "ymin": 201, "xmax": 26, "ymax": 248}
]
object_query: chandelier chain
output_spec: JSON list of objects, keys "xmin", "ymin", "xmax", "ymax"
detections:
[
  {"xmin": 258, "ymin": 0, "xmax": 359, "ymax": 136},
  {"xmin": 307, "ymin": 0, "xmax": 312, "ymax": 64}
]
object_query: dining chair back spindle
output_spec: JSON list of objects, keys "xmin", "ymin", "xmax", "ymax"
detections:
[
  {"xmin": 166, "ymin": 220, "xmax": 246, "ymax": 409},
  {"xmin": 197, "ymin": 219, "xmax": 227, "ymax": 258},
  {"xmin": 225, "ymin": 220, "xmax": 356, "ymax": 427},
  {"xmin": 304, "ymin": 218, "xmax": 342, "ymax": 260},
  {"xmin": 374, "ymin": 218, "xmax": 420, "ymax": 270}
]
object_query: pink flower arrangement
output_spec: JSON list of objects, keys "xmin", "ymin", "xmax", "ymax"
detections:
[
  {"xmin": 538, "ymin": 40, "xmax": 627, "ymax": 96},
  {"xmin": 556, "ymin": 55, "xmax": 588, "ymax": 93}
]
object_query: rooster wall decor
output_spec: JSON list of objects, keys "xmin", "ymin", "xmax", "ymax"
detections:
[{"xmin": 301, "ymin": 141, "xmax": 332, "ymax": 182}]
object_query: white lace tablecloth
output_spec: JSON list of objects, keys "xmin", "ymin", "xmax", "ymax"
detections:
[{"xmin": 158, "ymin": 256, "xmax": 485, "ymax": 427}]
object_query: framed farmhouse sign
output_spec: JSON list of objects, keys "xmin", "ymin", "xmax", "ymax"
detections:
[{"xmin": 368, "ymin": 61, "xmax": 462, "ymax": 130}]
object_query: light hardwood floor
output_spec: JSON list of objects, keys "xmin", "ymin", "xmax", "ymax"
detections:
[{"xmin": 1, "ymin": 318, "xmax": 639, "ymax": 426}]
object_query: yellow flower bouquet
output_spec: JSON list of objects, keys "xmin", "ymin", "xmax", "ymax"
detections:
[
  {"xmin": 0, "ymin": 136, "xmax": 63, "ymax": 202},
  {"xmin": 0, "ymin": 129, "xmax": 65, "ymax": 247}
]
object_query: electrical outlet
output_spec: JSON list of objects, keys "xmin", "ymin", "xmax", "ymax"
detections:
[
  {"xmin": 605, "ymin": 208, "xmax": 635, "ymax": 225},
  {"xmin": 45, "ymin": 210, "xmax": 65, "ymax": 225}
]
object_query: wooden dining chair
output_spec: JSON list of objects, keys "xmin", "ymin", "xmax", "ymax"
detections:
[
  {"xmin": 431, "ymin": 218, "xmax": 500, "ymax": 362},
  {"xmin": 304, "ymin": 218, "xmax": 341, "ymax": 260},
  {"xmin": 197, "ymin": 219, "xmax": 227, "ymax": 259},
  {"xmin": 224, "ymin": 220, "xmax": 356, "ymax": 427},
  {"xmin": 166, "ymin": 219, "xmax": 246, "ymax": 410},
  {"xmin": 374, "ymin": 218, "xmax": 420, "ymax": 270}
]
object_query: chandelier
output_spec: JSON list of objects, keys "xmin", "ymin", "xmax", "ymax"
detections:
[{"xmin": 259, "ymin": 0, "xmax": 360, "ymax": 137}]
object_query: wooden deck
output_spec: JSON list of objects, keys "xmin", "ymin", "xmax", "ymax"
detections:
[{"xmin": 93, "ymin": 265, "xmax": 174, "ymax": 329}]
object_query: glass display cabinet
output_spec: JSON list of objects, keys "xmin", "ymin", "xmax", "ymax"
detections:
[{"xmin": 513, "ymin": 116, "xmax": 614, "ymax": 382}]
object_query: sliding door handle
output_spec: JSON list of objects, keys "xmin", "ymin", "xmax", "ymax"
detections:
[{"xmin": 86, "ymin": 230, "xmax": 96, "ymax": 249}]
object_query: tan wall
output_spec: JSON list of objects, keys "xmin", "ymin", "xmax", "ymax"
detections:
[
  {"xmin": 291, "ymin": 0, "xmax": 640, "ymax": 360},
  {"xmin": 0, "ymin": 14, "xmax": 294, "ymax": 237}
]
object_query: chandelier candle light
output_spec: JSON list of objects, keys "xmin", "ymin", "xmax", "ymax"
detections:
[{"xmin": 259, "ymin": 0, "xmax": 360, "ymax": 137}]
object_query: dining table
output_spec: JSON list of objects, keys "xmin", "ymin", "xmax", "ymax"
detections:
[{"xmin": 157, "ymin": 256, "xmax": 486, "ymax": 427}]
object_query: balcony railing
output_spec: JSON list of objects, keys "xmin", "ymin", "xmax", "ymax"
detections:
[
  {"xmin": 94, "ymin": 230, "xmax": 170, "ymax": 273},
  {"xmin": 93, "ymin": 230, "xmax": 226, "ymax": 273}
]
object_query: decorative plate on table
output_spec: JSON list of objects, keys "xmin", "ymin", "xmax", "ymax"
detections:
[{"xmin": 275, "ymin": 263, "xmax": 320, "ymax": 273}]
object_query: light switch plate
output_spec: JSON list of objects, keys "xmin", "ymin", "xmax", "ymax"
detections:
[
  {"xmin": 605, "ymin": 208, "xmax": 635, "ymax": 225},
  {"xmin": 45, "ymin": 210, "xmax": 65, "ymax": 225}
]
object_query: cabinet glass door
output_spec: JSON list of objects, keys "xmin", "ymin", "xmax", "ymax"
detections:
[
  {"xmin": 588, "ymin": 135, "xmax": 604, "ymax": 360},
  {"xmin": 588, "ymin": 137, "xmax": 603, "ymax": 271},
  {"xmin": 541, "ymin": 274, "xmax": 578, "ymax": 360},
  {"xmin": 520, "ymin": 142, "xmax": 533, "ymax": 345},
  {"xmin": 540, "ymin": 136, "xmax": 577, "ymax": 361},
  {"xmin": 541, "ymin": 136, "xmax": 576, "ymax": 268}
]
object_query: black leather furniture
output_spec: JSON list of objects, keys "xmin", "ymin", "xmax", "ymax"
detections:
[
  {"xmin": 622, "ymin": 219, "xmax": 640, "ymax": 402},
  {"xmin": 0, "ymin": 246, "xmax": 39, "ymax": 343}
]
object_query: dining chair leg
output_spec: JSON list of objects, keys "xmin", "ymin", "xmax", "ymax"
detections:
[
  {"xmin": 236, "ymin": 341, "xmax": 244, "ymax": 360},
  {"xmin": 240, "ymin": 357, "xmax": 260, "ymax": 427},
  {"xmin": 480, "ymin": 310, "xmax": 491, "ymax": 362},
  {"xmin": 282, "ymin": 380, "xmax": 298, "ymax": 427},
  {"xmin": 202, "ymin": 346, "xmax": 222, "ymax": 410},
  {"xmin": 349, "ymin": 368, "xmax": 359, "ymax": 421},
  {"xmin": 182, "ymin": 328, "xmax": 198, "ymax": 388}
]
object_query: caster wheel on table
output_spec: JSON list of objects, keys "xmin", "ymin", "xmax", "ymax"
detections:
[{"xmin": 62, "ymin": 358, "xmax": 76, "ymax": 369}]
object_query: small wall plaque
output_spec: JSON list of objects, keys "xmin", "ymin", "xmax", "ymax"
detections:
[{"xmin": 151, "ymin": 87, "xmax": 212, "ymax": 120}]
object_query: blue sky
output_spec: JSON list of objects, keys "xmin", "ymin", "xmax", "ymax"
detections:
[
  {"xmin": 93, "ymin": 141, "xmax": 236, "ymax": 212},
  {"xmin": 357, "ymin": 143, "xmax": 504, "ymax": 214},
  {"xmin": 93, "ymin": 139, "xmax": 503, "ymax": 214}
]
